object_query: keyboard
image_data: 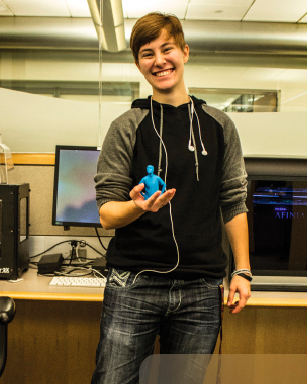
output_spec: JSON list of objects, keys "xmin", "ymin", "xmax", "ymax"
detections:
[{"xmin": 49, "ymin": 276, "xmax": 106, "ymax": 287}]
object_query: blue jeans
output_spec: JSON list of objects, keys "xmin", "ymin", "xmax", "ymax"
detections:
[{"xmin": 91, "ymin": 268, "xmax": 223, "ymax": 384}]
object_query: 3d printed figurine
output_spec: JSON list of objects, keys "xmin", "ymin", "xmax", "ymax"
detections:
[{"xmin": 139, "ymin": 165, "xmax": 166, "ymax": 200}]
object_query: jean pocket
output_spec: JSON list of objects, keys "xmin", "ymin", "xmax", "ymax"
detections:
[
  {"xmin": 107, "ymin": 268, "xmax": 140, "ymax": 289},
  {"xmin": 201, "ymin": 277, "xmax": 223, "ymax": 289}
]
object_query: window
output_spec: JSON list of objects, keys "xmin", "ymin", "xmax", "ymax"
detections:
[{"xmin": 189, "ymin": 88, "xmax": 280, "ymax": 112}]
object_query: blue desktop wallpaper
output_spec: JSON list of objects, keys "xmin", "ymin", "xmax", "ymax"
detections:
[{"xmin": 55, "ymin": 149, "xmax": 100, "ymax": 225}]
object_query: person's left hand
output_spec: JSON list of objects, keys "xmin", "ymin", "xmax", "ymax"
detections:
[
  {"xmin": 227, "ymin": 275, "xmax": 251, "ymax": 314},
  {"xmin": 130, "ymin": 184, "xmax": 176, "ymax": 212}
]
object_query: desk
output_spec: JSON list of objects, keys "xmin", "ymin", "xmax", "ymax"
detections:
[
  {"xmin": 2, "ymin": 268, "xmax": 307, "ymax": 306},
  {"xmin": 0, "ymin": 267, "xmax": 104, "ymax": 301},
  {"xmin": 0, "ymin": 269, "xmax": 104, "ymax": 384},
  {"xmin": 1, "ymin": 269, "xmax": 307, "ymax": 384}
]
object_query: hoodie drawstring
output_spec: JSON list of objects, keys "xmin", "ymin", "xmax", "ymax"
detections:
[{"xmin": 188, "ymin": 103, "xmax": 200, "ymax": 181}]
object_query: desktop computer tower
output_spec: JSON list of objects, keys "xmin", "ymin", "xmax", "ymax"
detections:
[{"xmin": 0, "ymin": 183, "xmax": 30, "ymax": 280}]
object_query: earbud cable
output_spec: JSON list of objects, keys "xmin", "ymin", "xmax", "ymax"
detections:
[{"xmin": 132, "ymin": 98, "xmax": 180, "ymax": 283}]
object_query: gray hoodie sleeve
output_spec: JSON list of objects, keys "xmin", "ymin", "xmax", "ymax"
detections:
[
  {"xmin": 202, "ymin": 105, "xmax": 248, "ymax": 224},
  {"xmin": 94, "ymin": 108, "xmax": 148, "ymax": 210}
]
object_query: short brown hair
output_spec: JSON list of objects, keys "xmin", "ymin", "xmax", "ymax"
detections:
[{"xmin": 130, "ymin": 12, "xmax": 186, "ymax": 64}]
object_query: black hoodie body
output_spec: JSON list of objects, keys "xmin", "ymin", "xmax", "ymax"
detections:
[{"xmin": 95, "ymin": 96, "xmax": 248, "ymax": 279}]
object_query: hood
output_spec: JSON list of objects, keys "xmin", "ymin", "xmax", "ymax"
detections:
[{"xmin": 131, "ymin": 95, "xmax": 208, "ymax": 182}]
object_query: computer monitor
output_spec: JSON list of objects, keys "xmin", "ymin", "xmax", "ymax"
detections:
[
  {"xmin": 52, "ymin": 145, "xmax": 101, "ymax": 229},
  {"xmin": 236, "ymin": 157, "xmax": 307, "ymax": 291}
]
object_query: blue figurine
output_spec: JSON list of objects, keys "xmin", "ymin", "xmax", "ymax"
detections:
[{"xmin": 139, "ymin": 165, "xmax": 166, "ymax": 200}]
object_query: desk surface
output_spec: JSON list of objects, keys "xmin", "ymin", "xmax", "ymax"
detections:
[
  {"xmin": 0, "ymin": 268, "xmax": 104, "ymax": 301},
  {"xmin": 1, "ymin": 268, "xmax": 307, "ymax": 305}
]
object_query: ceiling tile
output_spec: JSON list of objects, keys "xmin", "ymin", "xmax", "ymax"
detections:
[
  {"xmin": 237, "ymin": 67, "xmax": 286, "ymax": 82},
  {"xmin": 64, "ymin": 0, "xmax": 91, "ymax": 17},
  {"xmin": 0, "ymin": 0, "xmax": 13, "ymax": 15},
  {"xmin": 281, "ymin": 87, "xmax": 306, "ymax": 101},
  {"xmin": 189, "ymin": 0, "xmax": 253, "ymax": 5},
  {"xmin": 4, "ymin": 0, "xmax": 71, "ymax": 17},
  {"xmin": 244, "ymin": 0, "xmax": 307, "ymax": 22},
  {"xmin": 122, "ymin": 0, "xmax": 188, "ymax": 19},
  {"xmin": 186, "ymin": 65, "xmax": 249, "ymax": 83},
  {"xmin": 273, "ymin": 69, "xmax": 307, "ymax": 84},
  {"xmin": 186, "ymin": 4, "xmax": 250, "ymax": 20},
  {"xmin": 299, "ymin": 13, "xmax": 307, "ymax": 23},
  {"xmin": 281, "ymin": 89, "xmax": 307, "ymax": 110}
]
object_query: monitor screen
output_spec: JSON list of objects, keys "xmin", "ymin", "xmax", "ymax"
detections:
[
  {"xmin": 248, "ymin": 179, "xmax": 307, "ymax": 275},
  {"xmin": 52, "ymin": 145, "xmax": 101, "ymax": 228}
]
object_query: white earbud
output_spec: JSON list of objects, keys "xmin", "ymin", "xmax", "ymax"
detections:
[
  {"xmin": 188, "ymin": 143, "xmax": 195, "ymax": 152},
  {"xmin": 188, "ymin": 97, "xmax": 208, "ymax": 158}
]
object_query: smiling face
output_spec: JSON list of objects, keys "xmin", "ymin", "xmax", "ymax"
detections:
[{"xmin": 136, "ymin": 29, "xmax": 189, "ymax": 103}]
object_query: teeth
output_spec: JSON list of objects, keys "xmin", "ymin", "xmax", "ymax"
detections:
[{"xmin": 156, "ymin": 70, "xmax": 172, "ymax": 77}]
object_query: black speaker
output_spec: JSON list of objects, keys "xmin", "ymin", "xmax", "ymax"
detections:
[{"xmin": 0, "ymin": 184, "xmax": 30, "ymax": 280}]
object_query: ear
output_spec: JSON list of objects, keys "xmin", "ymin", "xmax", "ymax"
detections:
[
  {"xmin": 135, "ymin": 61, "xmax": 141, "ymax": 72},
  {"xmin": 135, "ymin": 61, "xmax": 147, "ymax": 80},
  {"xmin": 183, "ymin": 44, "xmax": 189, "ymax": 64}
]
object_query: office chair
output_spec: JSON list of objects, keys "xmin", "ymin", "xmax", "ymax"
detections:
[{"xmin": 0, "ymin": 296, "xmax": 16, "ymax": 377}]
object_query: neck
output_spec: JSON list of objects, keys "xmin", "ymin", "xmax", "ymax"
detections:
[{"xmin": 152, "ymin": 87, "xmax": 190, "ymax": 107}]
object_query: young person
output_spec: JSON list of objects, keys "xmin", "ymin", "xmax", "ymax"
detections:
[{"xmin": 92, "ymin": 12, "xmax": 251, "ymax": 384}]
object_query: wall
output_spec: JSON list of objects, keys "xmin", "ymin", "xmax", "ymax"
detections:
[
  {"xmin": 8, "ymin": 163, "xmax": 114, "ymax": 258},
  {"xmin": 1, "ymin": 48, "xmax": 307, "ymax": 153},
  {"xmin": 1, "ymin": 35, "xmax": 307, "ymax": 253},
  {"xmin": 2, "ymin": 84, "xmax": 307, "ymax": 156},
  {"xmin": 0, "ymin": 87, "xmax": 130, "ymax": 152},
  {"xmin": 228, "ymin": 111, "xmax": 307, "ymax": 157}
]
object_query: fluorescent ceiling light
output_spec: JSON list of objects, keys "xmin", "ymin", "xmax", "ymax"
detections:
[{"xmin": 87, "ymin": 0, "xmax": 126, "ymax": 52}]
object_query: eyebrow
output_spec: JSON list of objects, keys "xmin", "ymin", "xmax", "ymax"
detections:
[{"xmin": 139, "ymin": 42, "xmax": 175, "ymax": 55}]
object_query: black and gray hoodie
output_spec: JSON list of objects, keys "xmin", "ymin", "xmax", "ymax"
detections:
[{"xmin": 95, "ymin": 96, "xmax": 248, "ymax": 279}]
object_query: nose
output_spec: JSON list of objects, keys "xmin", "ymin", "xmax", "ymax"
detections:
[{"xmin": 154, "ymin": 52, "xmax": 166, "ymax": 67}]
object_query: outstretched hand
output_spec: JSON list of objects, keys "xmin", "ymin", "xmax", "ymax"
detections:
[{"xmin": 130, "ymin": 183, "xmax": 176, "ymax": 212}]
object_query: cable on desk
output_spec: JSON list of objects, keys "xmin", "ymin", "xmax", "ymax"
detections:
[
  {"xmin": 35, "ymin": 259, "xmax": 108, "ymax": 279},
  {"xmin": 57, "ymin": 266, "xmax": 94, "ymax": 278},
  {"xmin": 91, "ymin": 268, "xmax": 107, "ymax": 278},
  {"xmin": 29, "ymin": 239, "xmax": 108, "ymax": 279},
  {"xmin": 29, "ymin": 262, "xmax": 38, "ymax": 269},
  {"xmin": 86, "ymin": 242, "xmax": 106, "ymax": 257},
  {"xmin": 29, "ymin": 239, "xmax": 106, "ymax": 261},
  {"xmin": 95, "ymin": 227, "xmax": 108, "ymax": 251},
  {"xmin": 29, "ymin": 240, "xmax": 75, "ymax": 259}
]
